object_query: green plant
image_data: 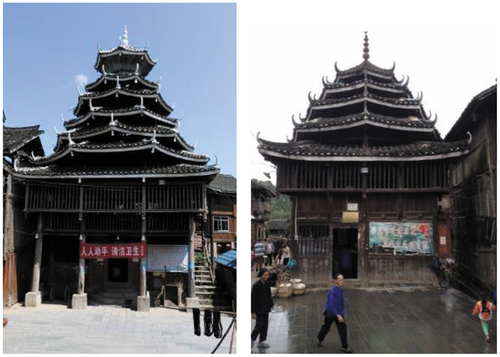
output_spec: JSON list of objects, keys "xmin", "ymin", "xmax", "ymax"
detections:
[{"xmin": 195, "ymin": 252, "xmax": 207, "ymax": 264}]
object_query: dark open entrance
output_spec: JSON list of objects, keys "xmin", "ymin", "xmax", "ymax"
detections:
[
  {"xmin": 332, "ymin": 228, "xmax": 358, "ymax": 279},
  {"xmin": 108, "ymin": 259, "xmax": 128, "ymax": 283}
]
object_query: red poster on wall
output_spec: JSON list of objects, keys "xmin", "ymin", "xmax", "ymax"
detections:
[{"xmin": 80, "ymin": 242, "xmax": 146, "ymax": 259}]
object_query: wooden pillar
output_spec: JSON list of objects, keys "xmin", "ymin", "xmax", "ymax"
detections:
[
  {"xmin": 140, "ymin": 182, "xmax": 147, "ymax": 297},
  {"xmin": 78, "ymin": 185, "xmax": 85, "ymax": 294},
  {"xmin": 31, "ymin": 214, "xmax": 44, "ymax": 293},
  {"xmin": 188, "ymin": 215, "xmax": 195, "ymax": 298},
  {"xmin": 3, "ymin": 174, "xmax": 17, "ymax": 307}
]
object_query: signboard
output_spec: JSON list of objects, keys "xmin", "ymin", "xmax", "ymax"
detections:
[
  {"xmin": 342, "ymin": 211, "xmax": 359, "ymax": 223},
  {"xmin": 369, "ymin": 222, "xmax": 433, "ymax": 254},
  {"xmin": 80, "ymin": 243, "xmax": 146, "ymax": 259},
  {"xmin": 147, "ymin": 245, "xmax": 188, "ymax": 273}
]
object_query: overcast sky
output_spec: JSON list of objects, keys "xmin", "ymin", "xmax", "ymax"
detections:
[{"xmin": 242, "ymin": 1, "xmax": 498, "ymax": 184}]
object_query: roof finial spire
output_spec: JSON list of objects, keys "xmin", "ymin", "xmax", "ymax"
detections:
[
  {"xmin": 363, "ymin": 31, "xmax": 370, "ymax": 61},
  {"xmin": 120, "ymin": 25, "xmax": 129, "ymax": 47}
]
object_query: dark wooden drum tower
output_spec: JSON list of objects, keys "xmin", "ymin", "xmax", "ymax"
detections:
[{"xmin": 258, "ymin": 33, "xmax": 470, "ymax": 286}]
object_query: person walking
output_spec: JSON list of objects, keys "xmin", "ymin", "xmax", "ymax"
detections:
[
  {"xmin": 472, "ymin": 291, "xmax": 497, "ymax": 342},
  {"xmin": 317, "ymin": 274, "xmax": 352, "ymax": 353},
  {"xmin": 251, "ymin": 268, "xmax": 274, "ymax": 349},
  {"xmin": 253, "ymin": 240, "xmax": 265, "ymax": 272}
]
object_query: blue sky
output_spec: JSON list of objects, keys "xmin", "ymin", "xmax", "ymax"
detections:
[{"xmin": 3, "ymin": 3, "xmax": 236, "ymax": 177}]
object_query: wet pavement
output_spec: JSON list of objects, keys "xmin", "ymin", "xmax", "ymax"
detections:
[
  {"xmin": 251, "ymin": 286, "xmax": 497, "ymax": 354},
  {"xmin": 3, "ymin": 303, "xmax": 236, "ymax": 354}
]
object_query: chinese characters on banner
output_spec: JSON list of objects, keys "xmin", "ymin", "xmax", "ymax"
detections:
[{"xmin": 80, "ymin": 242, "xmax": 146, "ymax": 259}]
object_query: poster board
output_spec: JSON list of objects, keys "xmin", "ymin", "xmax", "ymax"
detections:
[
  {"xmin": 147, "ymin": 245, "xmax": 188, "ymax": 272},
  {"xmin": 369, "ymin": 222, "xmax": 433, "ymax": 254}
]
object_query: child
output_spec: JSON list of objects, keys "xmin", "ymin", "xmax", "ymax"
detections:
[{"xmin": 472, "ymin": 292, "xmax": 497, "ymax": 342}]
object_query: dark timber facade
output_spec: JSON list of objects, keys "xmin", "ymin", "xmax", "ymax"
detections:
[
  {"xmin": 9, "ymin": 28, "xmax": 219, "ymax": 310},
  {"xmin": 258, "ymin": 33, "xmax": 471, "ymax": 286}
]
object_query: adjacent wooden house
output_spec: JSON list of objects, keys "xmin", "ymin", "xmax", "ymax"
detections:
[
  {"xmin": 207, "ymin": 174, "xmax": 237, "ymax": 257},
  {"xmin": 3, "ymin": 120, "xmax": 45, "ymax": 307},
  {"xmin": 8, "ymin": 28, "xmax": 219, "ymax": 310},
  {"xmin": 251, "ymin": 180, "xmax": 276, "ymax": 245},
  {"xmin": 258, "ymin": 33, "xmax": 470, "ymax": 285},
  {"xmin": 446, "ymin": 84, "xmax": 497, "ymax": 295}
]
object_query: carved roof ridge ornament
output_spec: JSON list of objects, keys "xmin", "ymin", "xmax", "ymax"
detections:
[
  {"xmin": 119, "ymin": 25, "xmax": 129, "ymax": 48},
  {"xmin": 363, "ymin": 31, "xmax": 370, "ymax": 62}
]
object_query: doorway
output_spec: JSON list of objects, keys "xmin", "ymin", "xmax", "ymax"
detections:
[
  {"xmin": 332, "ymin": 228, "xmax": 358, "ymax": 279},
  {"xmin": 108, "ymin": 259, "xmax": 128, "ymax": 283}
]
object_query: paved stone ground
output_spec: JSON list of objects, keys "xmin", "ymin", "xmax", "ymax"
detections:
[
  {"xmin": 251, "ymin": 286, "xmax": 497, "ymax": 354},
  {"xmin": 3, "ymin": 303, "xmax": 236, "ymax": 354}
]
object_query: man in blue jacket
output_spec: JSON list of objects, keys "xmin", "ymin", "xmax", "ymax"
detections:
[{"xmin": 317, "ymin": 274, "xmax": 352, "ymax": 353}]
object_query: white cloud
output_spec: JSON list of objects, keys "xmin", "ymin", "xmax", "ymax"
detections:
[{"xmin": 74, "ymin": 74, "xmax": 89, "ymax": 87}]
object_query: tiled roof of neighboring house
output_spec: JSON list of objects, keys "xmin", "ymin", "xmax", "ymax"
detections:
[
  {"xmin": 3, "ymin": 125, "xmax": 44, "ymax": 156},
  {"xmin": 445, "ymin": 84, "xmax": 497, "ymax": 141},
  {"xmin": 215, "ymin": 249, "xmax": 236, "ymax": 269},
  {"xmin": 268, "ymin": 218, "xmax": 290, "ymax": 231},
  {"xmin": 251, "ymin": 180, "xmax": 276, "ymax": 197},
  {"xmin": 208, "ymin": 174, "xmax": 236, "ymax": 194}
]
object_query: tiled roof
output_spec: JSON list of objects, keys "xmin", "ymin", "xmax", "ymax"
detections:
[
  {"xmin": 269, "ymin": 218, "xmax": 289, "ymax": 231},
  {"xmin": 3, "ymin": 125, "xmax": 44, "ymax": 155},
  {"xmin": 12, "ymin": 163, "xmax": 219, "ymax": 179},
  {"xmin": 258, "ymin": 138, "xmax": 470, "ymax": 160},
  {"xmin": 296, "ymin": 112, "xmax": 435, "ymax": 131},
  {"xmin": 336, "ymin": 60, "xmax": 395, "ymax": 77},
  {"xmin": 33, "ymin": 140, "xmax": 209, "ymax": 165},
  {"xmin": 446, "ymin": 84, "xmax": 497, "ymax": 141},
  {"xmin": 65, "ymin": 106, "xmax": 177, "ymax": 128},
  {"xmin": 208, "ymin": 174, "xmax": 236, "ymax": 194},
  {"xmin": 57, "ymin": 122, "xmax": 193, "ymax": 151}
]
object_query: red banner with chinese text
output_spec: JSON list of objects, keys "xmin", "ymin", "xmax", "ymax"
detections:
[{"xmin": 80, "ymin": 243, "xmax": 146, "ymax": 259}]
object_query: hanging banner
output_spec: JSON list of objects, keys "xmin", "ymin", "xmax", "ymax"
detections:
[
  {"xmin": 80, "ymin": 242, "xmax": 146, "ymax": 259},
  {"xmin": 147, "ymin": 245, "xmax": 188, "ymax": 272}
]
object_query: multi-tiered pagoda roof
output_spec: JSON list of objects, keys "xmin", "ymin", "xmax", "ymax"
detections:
[
  {"xmin": 258, "ymin": 33, "xmax": 470, "ymax": 163},
  {"xmin": 14, "ymin": 27, "xmax": 219, "ymax": 179}
]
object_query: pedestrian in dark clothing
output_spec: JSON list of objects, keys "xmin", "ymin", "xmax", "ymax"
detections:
[
  {"xmin": 273, "ymin": 236, "xmax": 283, "ymax": 263},
  {"xmin": 317, "ymin": 274, "xmax": 352, "ymax": 353},
  {"xmin": 251, "ymin": 268, "xmax": 274, "ymax": 349}
]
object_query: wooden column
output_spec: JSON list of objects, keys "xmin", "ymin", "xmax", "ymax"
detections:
[
  {"xmin": 140, "ymin": 182, "xmax": 147, "ymax": 297},
  {"xmin": 31, "ymin": 214, "xmax": 44, "ymax": 293},
  {"xmin": 188, "ymin": 215, "xmax": 196, "ymax": 298},
  {"xmin": 3, "ymin": 174, "xmax": 17, "ymax": 307},
  {"xmin": 78, "ymin": 185, "xmax": 85, "ymax": 294}
]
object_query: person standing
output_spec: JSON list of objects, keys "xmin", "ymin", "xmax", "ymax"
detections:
[
  {"xmin": 273, "ymin": 236, "xmax": 283, "ymax": 264},
  {"xmin": 251, "ymin": 268, "xmax": 274, "ymax": 349},
  {"xmin": 317, "ymin": 274, "xmax": 352, "ymax": 353},
  {"xmin": 265, "ymin": 238, "xmax": 275, "ymax": 265},
  {"xmin": 281, "ymin": 244, "xmax": 291, "ymax": 266},
  {"xmin": 253, "ymin": 240, "xmax": 265, "ymax": 272},
  {"xmin": 472, "ymin": 291, "xmax": 497, "ymax": 342}
]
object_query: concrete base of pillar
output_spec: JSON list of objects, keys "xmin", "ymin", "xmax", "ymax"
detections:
[
  {"xmin": 137, "ymin": 295, "xmax": 150, "ymax": 312},
  {"xmin": 186, "ymin": 297, "xmax": 199, "ymax": 309},
  {"xmin": 71, "ymin": 293, "xmax": 87, "ymax": 310},
  {"xmin": 25, "ymin": 291, "xmax": 41, "ymax": 307}
]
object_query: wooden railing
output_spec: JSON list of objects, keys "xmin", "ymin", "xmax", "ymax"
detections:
[
  {"xmin": 278, "ymin": 161, "xmax": 449, "ymax": 191},
  {"xmin": 26, "ymin": 182, "xmax": 205, "ymax": 213}
]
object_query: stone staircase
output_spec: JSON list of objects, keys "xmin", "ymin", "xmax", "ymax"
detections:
[
  {"xmin": 89, "ymin": 282, "xmax": 139, "ymax": 307},
  {"xmin": 194, "ymin": 264, "xmax": 232, "ymax": 312}
]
